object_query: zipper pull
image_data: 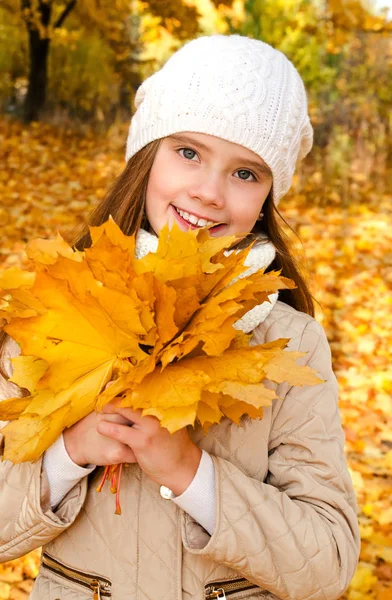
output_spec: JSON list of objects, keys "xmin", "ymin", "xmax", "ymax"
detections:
[
  {"xmin": 206, "ymin": 587, "xmax": 226, "ymax": 599},
  {"xmin": 90, "ymin": 580, "xmax": 101, "ymax": 599}
]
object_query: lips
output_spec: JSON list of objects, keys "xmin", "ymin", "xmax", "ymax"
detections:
[
  {"xmin": 171, "ymin": 205, "xmax": 225, "ymax": 233},
  {"xmin": 174, "ymin": 206, "xmax": 216, "ymax": 227}
]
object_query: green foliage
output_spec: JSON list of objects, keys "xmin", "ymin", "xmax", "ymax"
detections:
[
  {"xmin": 0, "ymin": 9, "xmax": 27, "ymax": 107},
  {"xmin": 226, "ymin": 0, "xmax": 391, "ymax": 160},
  {"xmin": 228, "ymin": 0, "xmax": 337, "ymax": 91}
]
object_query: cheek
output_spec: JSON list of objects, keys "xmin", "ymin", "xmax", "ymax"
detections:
[
  {"xmin": 146, "ymin": 162, "xmax": 180, "ymax": 212},
  {"xmin": 145, "ymin": 175, "xmax": 166, "ymax": 220},
  {"xmin": 226, "ymin": 184, "xmax": 270, "ymax": 233},
  {"xmin": 231, "ymin": 195, "xmax": 262, "ymax": 223}
]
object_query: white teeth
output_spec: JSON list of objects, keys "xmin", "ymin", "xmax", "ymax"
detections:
[{"xmin": 175, "ymin": 207, "xmax": 216, "ymax": 227}]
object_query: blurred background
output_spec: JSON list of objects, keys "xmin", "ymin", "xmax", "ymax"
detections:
[{"xmin": 0, "ymin": 1, "xmax": 391, "ymax": 599}]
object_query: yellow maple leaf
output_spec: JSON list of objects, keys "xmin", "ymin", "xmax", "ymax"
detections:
[
  {"xmin": 0, "ymin": 219, "xmax": 322, "ymax": 462},
  {"xmin": 3, "ymin": 361, "xmax": 113, "ymax": 462},
  {"xmin": 26, "ymin": 233, "xmax": 83, "ymax": 265},
  {"xmin": 10, "ymin": 355, "xmax": 48, "ymax": 391},
  {"xmin": 263, "ymin": 350, "xmax": 324, "ymax": 386},
  {"xmin": 118, "ymin": 340, "xmax": 318, "ymax": 433},
  {"xmin": 0, "ymin": 396, "xmax": 31, "ymax": 421},
  {"xmin": 0, "ymin": 267, "xmax": 36, "ymax": 290}
]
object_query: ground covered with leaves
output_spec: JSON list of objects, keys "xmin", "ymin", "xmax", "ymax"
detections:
[{"xmin": 0, "ymin": 117, "xmax": 391, "ymax": 600}]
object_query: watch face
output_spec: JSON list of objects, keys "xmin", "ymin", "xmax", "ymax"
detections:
[{"xmin": 160, "ymin": 485, "xmax": 174, "ymax": 500}]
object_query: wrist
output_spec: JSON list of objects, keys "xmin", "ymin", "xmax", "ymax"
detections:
[
  {"xmin": 161, "ymin": 446, "xmax": 202, "ymax": 496},
  {"xmin": 63, "ymin": 427, "xmax": 87, "ymax": 467}
]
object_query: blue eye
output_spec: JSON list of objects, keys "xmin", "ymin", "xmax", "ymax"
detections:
[
  {"xmin": 179, "ymin": 148, "xmax": 197, "ymax": 160},
  {"xmin": 235, "ymin": 169, "xmax": 256, "ymax": 181}
]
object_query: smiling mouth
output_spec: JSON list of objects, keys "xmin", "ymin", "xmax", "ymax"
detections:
[{"xmin": 173, "ymin": 206, "xmax": 224, "ymax": 228}]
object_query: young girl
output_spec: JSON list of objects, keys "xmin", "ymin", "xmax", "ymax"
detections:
[{"xmin": 0, "ymin": 35, "xmax": 360, "ymax": 600}]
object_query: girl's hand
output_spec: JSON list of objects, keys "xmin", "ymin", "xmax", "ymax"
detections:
[
  {"xmin": 96, "ymin": 406, "xmax": 202, "ymax": 496},
  {"xmin": 63, "ymin": 410, "xmax": 137, "ymax": 467}
]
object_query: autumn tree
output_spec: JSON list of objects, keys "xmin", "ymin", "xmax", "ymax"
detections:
[
  {"xmin": 8, "ymin": 0, "xmax": 80, "ymax": 122},
  {"xmin": 228, "ymin": 0, "xmax": 391, "ymax": 151},
  {"xmin": 228, "ymin": 0, "xmax": 336, "ymax": 91},
  {"xmin": 0, "ymin": 0, "xmax": 205, "ymax": 123}
]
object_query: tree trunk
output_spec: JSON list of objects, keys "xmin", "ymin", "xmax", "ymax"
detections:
[
  {"xmin": 24, "ymin": 30, "xmax": 50, "ymax": 122},
  {"xmin": 22, "ymin": 0, "xmax": 77, "ymax": 122},
  {"xmin": 22, "ymin": 0, "xmax": 52, "ymax": 123}
]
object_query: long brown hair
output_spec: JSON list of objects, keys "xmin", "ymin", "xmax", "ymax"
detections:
[
  {"xmin": 72, "ymin": 140, "xmax": 161, "ymax": 249},
  {"xmin": 254, "ymin": 195, "xmax": 314, "ymax": 316},
  {"xmin": 0, "ymin": 139, "xmax": 314, "ymax": 379}
]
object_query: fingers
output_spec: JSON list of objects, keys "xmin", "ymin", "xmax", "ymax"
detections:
[
  {"xmin": 114, "ymin": 407, "xmax": 159, "ymax": 431},
  {"xmin": 100, "ymin": 442, "xmax": 137, "ymax": 465},
  {"xmin": 97, "ymin": 420, "xmax": 142, "ymax": 448},
  {"xmin": 95, "ymin": 420, "xmax": 137, "ymax": 464},
  {"xmin": 95, "ymin": 408, "xmax": 138, "ymax": 463},
  {"xmin": 99, "ymin": 404, "xmax": 159, "ymax": 432},
  {"xmin": 100, "ymin": 400, "xmax": 122, "ymax": 414},
  {"xmin": 96, "ymin": 412, "xmax": 131, "ymax": 426}
]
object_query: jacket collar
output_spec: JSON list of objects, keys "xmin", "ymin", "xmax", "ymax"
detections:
[{"xmin": 135, "ymin": 228, "xmax": 278, "ymax": 334}]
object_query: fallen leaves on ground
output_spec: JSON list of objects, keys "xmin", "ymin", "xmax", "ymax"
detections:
[
  {"xmin": 283, "ymin": 171, "xmax": 392, "ymax": 600},
  {"xmin": 0, "ymin": 552, "xmax": 39, "ymax": 600},
  {"xmin": 0, "ymin": 117, "xmax": 391, "ymax": 599}
]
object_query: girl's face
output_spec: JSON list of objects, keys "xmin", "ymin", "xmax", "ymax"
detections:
[{"xmin": 145, "ymin": 132, "xmax": 272, "ymax": 238}]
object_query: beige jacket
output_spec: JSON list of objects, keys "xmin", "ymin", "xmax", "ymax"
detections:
[{"xmin": 0, "ymin": 301, "xmax": 360, "ymax": 600}]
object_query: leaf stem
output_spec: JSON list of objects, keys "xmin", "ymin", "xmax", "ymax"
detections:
[
  {"xmin": 115, "ymin": 463, "xmax": 123, "ymax": 515},
  {"xmin": 96, "ymin": 465, "xmax": 111, "ymax": 492},
  {"xmin": 110, "ymin": 465, "xmax": 117, "ymax": 493}
]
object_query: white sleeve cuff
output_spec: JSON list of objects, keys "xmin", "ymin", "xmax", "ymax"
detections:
[
  {"xmin": 171, "ymin": 449, "xmax": 216, "ymax": 535},
  {"xmin": 42, "ymin": 433, "xmax": 96, "ymax": 510}
]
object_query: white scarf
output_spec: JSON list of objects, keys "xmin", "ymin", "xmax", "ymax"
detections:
[{"xmin": 136, "ymin": 229, "xmax": 278, "ymax": 334}]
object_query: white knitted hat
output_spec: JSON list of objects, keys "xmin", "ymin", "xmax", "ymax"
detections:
[{"xmin": 126, "ymin": 34, "xmax": 313, "ymax": 204}]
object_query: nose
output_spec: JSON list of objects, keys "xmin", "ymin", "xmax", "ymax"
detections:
[{"xmin": 188, "ymin": 171, "xmax": 225, "ymax": 209}]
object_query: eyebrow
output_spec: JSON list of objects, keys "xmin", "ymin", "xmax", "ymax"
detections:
[{"xmin": 168, "ymin": 134, "xmax": 272, "ymax": 178}]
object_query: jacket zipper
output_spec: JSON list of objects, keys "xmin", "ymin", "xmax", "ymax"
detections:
[
  {"xmin": 42, "ymin": 552, "xmax": 112, "ymax": 598},
  {"xmin": 205, "ymin": 577, "xmax": 259, "ymax": 599}
]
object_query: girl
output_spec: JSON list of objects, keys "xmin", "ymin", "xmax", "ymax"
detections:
[{"xmin": 0, "ymin": 35, "xmax": 360, "ymax": 600}]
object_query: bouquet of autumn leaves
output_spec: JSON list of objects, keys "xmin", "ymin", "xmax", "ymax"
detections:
[{"xmin": 0, "ymin": 218, "xmax": 321, "ymax": 512}]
